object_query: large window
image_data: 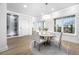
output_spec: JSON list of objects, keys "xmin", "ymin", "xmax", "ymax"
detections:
[
  {"xmin": 54, "ymin": 15, "xmax": 75, "ymax": 34},
  {"xmin": 33, "ymin": 20, "xmax": 48, "ymax": 32},
  {"xmin": 7, "ymin": 13, "xmax": 19, "ymax": 37},
  {"xmin": 33, "ymin": 21, "xmax": 45, "ymax": 31}
]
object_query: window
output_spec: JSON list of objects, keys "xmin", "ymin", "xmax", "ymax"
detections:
[
  {"xmin": 38, "ymin": 21, "xmax": 44, "ymax": 31},
  {"xmin": 33, "ymin": 21, "xmax": 44, "ymax": 31},
  {"xmin": 7, "ymin": 13, "xmax": 19, "ymax": 37},
  {"xmin": 54, "ymin": 15, "xmax": 75, "ymax": 34},
  {"xmin": 33, "ymin": 20, "xmax": 49, "ymax": 32}
]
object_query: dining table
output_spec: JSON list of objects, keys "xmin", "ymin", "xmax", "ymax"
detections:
[{"xmin": 39, "ymin": 32, "xmax": 55, "ymax": 46}]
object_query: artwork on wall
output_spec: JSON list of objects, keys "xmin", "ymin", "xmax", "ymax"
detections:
[{"xmin": 7, "ymin": 13, "xmax": 19, "ymax": 37}]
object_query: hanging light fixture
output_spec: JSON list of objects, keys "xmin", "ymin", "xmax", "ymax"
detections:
[
  {"xmin": 42, "ymin": 14, "xmax": 51, "ymax": 20},
  {"xmin": 45, "ymin": 3, "xmax": 48, "ymax": 12},
  {"xmin": 45, "ymin": 3, "xmax": 48, "ymax": 5},
  {"xmin": 42, "ymin": 3, "xmax": 51, "ymax": 20}
]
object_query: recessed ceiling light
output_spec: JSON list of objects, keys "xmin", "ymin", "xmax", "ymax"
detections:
[
  {"xmin": 24, "ymin": 5, "xmax": 27, "ymax": 8},
  {"xmin": 51, "ymin": 8, "xmax": 54, "ymax": 11}
]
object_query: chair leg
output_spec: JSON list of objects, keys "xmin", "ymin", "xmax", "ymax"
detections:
[
  {"xmin": 34, "ymin": 41, "xmax": 41, "ymax": 51},
  {"xmin": 38, "ymin": 44, "xmax": 40, "ymax": 51},
  {"xmin": 34, "ymin": 41, "xmax": 36, "ymax": 47},
  {"xmin": 58, "ymin": 42, "xmax": 61, "ymax": 48}
]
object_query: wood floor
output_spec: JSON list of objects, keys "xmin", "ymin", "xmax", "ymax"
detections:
[
  {"xmin": 0, "ymin": 36, "xmax": 32, "ymax": 55},
  {"xmin": 62, "ymin": 40, "xmax": 79, "ymax": 55},
  {"xmin": 0, "ymin": 35, "xmax": 79, "ymax": 55}
]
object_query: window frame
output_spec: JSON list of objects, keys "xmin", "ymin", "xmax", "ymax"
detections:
[{"xmin": 54, "ymin": 15, "xmax": 76, "ymax": 36}]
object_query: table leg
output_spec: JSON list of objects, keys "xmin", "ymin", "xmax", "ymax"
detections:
[{"xmin": 47, "ymin": 37, "xmax": 51, "ymax": 46}]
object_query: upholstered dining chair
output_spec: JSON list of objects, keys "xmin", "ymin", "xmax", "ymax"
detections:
[
  {"xmin": 33, "ymin": 32, "xmax": 47, "ymax": 51},
  {"xmin": 53, "ymin": 32, "xmax": 63, "ymax": 48}
]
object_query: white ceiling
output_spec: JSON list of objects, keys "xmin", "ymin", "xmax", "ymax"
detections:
[{"xmin": 7, "ymin": 3, "xmax": 78, "ymax": 17}]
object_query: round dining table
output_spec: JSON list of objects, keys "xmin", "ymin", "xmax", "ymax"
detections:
[{"xmin": 39, "ymin": 33, "xmax": 55, "ymax": 45}]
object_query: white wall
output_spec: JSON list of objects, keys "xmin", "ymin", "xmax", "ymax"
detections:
[
  {"xmin": 19, "ymin": 14, "xmax": 32, "ymax": 36},
  {"xmin": 0, "ymin": 4, "xmax": 8, "ymax": 52},
  {"xmin": 48, "ymin": 5, "xmax": 79, "ymax": 43}
]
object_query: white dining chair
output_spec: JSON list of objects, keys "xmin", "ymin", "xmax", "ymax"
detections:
[
  {"xmin": 53, "ymin": 32, "xmax": 63, "ymax": 48},
  {"xmin": 33, "ymin": 32, "xmax": 46, "ymax": 51}
]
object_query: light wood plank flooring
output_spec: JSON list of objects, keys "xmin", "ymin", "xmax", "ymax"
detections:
[
  {"xmin": 0, "ymin": 35, "xmax": 79, "ymax": 55},
  {"xmin": 62, "ymin": 40, "xmax": 79, "ymax": 55},
  {"xmin": 0, "ymin": 36, "xmax": 32, "ymax": 55}
]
